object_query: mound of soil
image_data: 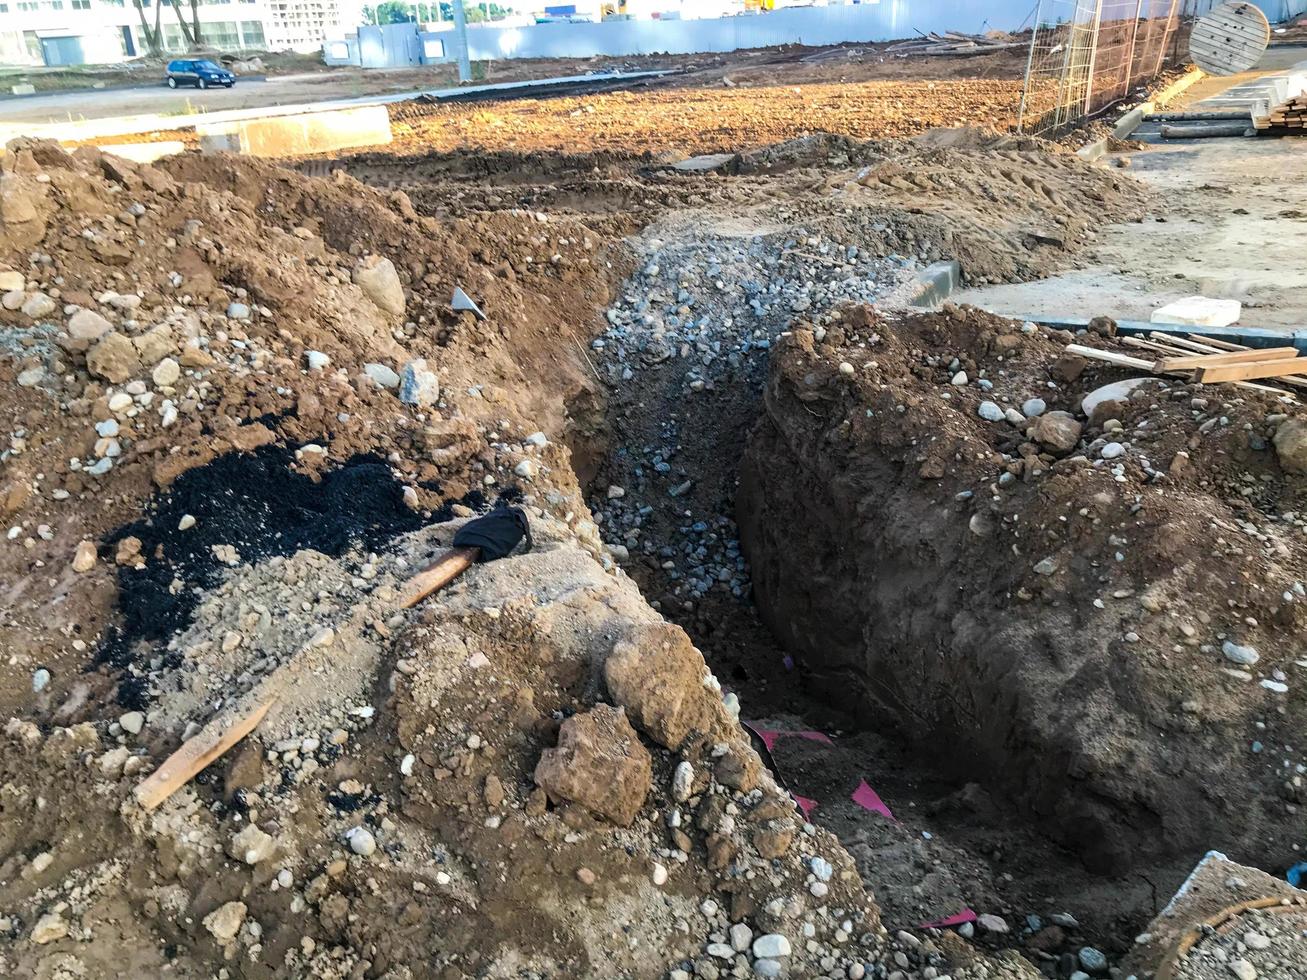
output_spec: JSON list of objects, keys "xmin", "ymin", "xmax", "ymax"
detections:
[{"xmin": 738, "ymin": 304, "xmax": 1307, "ymax": 921}]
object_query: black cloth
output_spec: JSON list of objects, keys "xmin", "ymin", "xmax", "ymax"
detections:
[{"xmin": 452, "ymin": 504, "xmax": 531, "ymax": 562}]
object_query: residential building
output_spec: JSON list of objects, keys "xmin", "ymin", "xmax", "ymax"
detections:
[{"xmin": 0, "ymin": 0, "xmax": 355, "ymax": 66}]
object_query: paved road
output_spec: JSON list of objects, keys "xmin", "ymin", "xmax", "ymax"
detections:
[{"xmin": 0, "ymin": 69, "xmax": 454, "ymax": 130}]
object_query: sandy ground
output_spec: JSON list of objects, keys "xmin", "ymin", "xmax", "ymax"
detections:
[
  {"xmin": 955, "ymin": 48, "xmax": 1307, "ymax": 331},
  {"xmin": 0, "ymin": 43, "xmax": 1027, "ymax": 133}
]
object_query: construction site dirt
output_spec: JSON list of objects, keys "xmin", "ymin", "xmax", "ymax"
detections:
[{"xmin": 4, "ymin": 38, "xmax": 1307, "ymax": 980}]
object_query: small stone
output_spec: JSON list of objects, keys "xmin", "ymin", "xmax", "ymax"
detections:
[
  {"xmin": 229, "ymin": 823, "xmax": 277, "ymax": 865},
  {"xmin": 353, "ymin": 255, "xmax": 405, "ymax": 317},
  {"xmin": 838, "ymin": 362, "xmax": 855, "ymax": 376},
  {"xmin": 1223, "ymin": 641, "xmax": 1259, "ymax": 666},
  {"xmin": 576, "ymin": 867, "xmax": 596, "ymax": 885},
  {"xmin": 730, "ymin": 923, "xmax": 753, "ymax": 952},
  {"xmin": 30, "ymin": 911, "xmax": 69, "ymax": 945},
  {"xmin": 0, "ymin": 270, "xmax": 23, "ymax": 291},
  {"xmin": 514, "ymin": 460, "xmax": 537, "ymax": 479},
  {"xmin": 1033, "ymin": 557, "xmax": 1058, "ymax": 576},
  {"xmin": 1029, "ymin": 411, "xmax": 1083, "ymax": 454},
  {"xmin": 226, "ymin": 302, "xmax": 251, "ymax": 320},
  {"xmin": 978, "ymin": 913, "xmax": 1009, "ymax": 933},
  {"xmin": 32, "ymin": 668, "xmax": 50, "ymax": 693},
  {"xmin": 1227, "ymin": 960, "xmax": 1257, "ymax": 980},
  {"xmin": 305, "ymin": 350, "xmax": 330, "ymax": 371},
  {"xmin": 1077, "ymin": 946, "xmax": 1108, "ymax": 975},
  {"xmin": 399, "ymin": 359, "xmax": 439, "ymax": 406},
  {"xmin": 21, "ymin": 292, "xmax": 55, "ymax": 319},
  {"xmin": 652, "ymin": 862, "xmax": 668, "ymax": 886},
  {"xmin": 72, "ymin": 540, "xmax": 97, "ymax": 573},
  {"xmin": 16, "ymin": 366, "xmax": 44, "ymax": 387},
  {"xmin": 672, "ymin": 760, "xmax": 694, "ymax": 802},
  {"xmin": 345, "ymin": 826, "xmax": 376, "ymax": 856},
  {"xmin": 1100, "ymin": 442, "xmax": 1125, "ymax": 460},
  {"xmin": 525, "ymin": 431, "xmax": 548, "ymax": 447},
  {"xmin": 950, "ymin": 371, "xmax": 968, "ymax": 386},
  {"xmin": 178, "ymin": 514, "xmax": 196, "ymax": 531},
  {"xmin": 1023, "ymin": 398, "xmax": 1047, "ymax": 417},
  {"xmin": 203, "ymin": 901, "xmax": 247, "ymax": 943},
  {"xmin": 810, "ymin": 855, "xmax": 833, "ymax": 881},
  {"xmin": 119, "ymin": 711, "xmax": 145, "ymax": 735},
  {"xmin": 752, "ymin": 934, "xmax": 791, "ymax": 959},
  {"xmin": 87, "ymin": 331, "xmax": 142, "ymax": 384},
  {"xmin": 754, "ymin": 962, "xmax": 782, "ymax": 980},
  {"xmin": 68, "ymin": 308, "xmax": 113, "ymax": 341},
  {"xmin": 363, "ymin": 363, "xmax": 400, "ymax": 388},
  {"xmin": 978, "ymin": 401, "xmax": 1004, "ymax": 422},
  {"xmin": 151, "ymin": 357, "xmax": 180, "ymax": 387}
]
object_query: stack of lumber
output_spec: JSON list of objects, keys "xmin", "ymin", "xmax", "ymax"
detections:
[
  {"xmin": 1068, "ymin": 332, "xmax": 1304, "ymax": 398},
  {"xmin": 885, "ymin": 32, "xmax": 1023, "ymax": 57},
  {"xmin": 1259, "ymin": 92, "xmax": 1307, "ymax": 130}
]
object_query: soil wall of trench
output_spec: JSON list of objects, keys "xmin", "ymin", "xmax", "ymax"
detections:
[{"xmin": 735, "ymin": 306, "xmax": 1307, "ymax": 881}]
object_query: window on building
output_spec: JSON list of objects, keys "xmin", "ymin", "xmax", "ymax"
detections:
[
  {"xmin": 48, "ymin": 0, "xmax": 63, "ymax": 9},
  {"xmin": 0, "ymin": 3, "xmax": 10, "ymax": 11},
  {"xmin": 17, "ymin": 2, "xmax": 38, "ymax": 10},
  {"xmin": 240, "ymin": 20, "xmax": 264, "ymax": 46},
  {"xmin": 71, "ymin": 0, "xmax": 90, "ymax": 8}
]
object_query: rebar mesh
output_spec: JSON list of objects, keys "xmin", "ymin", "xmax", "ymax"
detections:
[{"xmin": 1019, "ymin": 0, "xmax": 1183, "ymax": 135}]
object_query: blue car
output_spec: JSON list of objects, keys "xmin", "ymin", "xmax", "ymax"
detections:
[{"xmin": 165, "ymin": 59, "xmax": 235, "ymax": 90}]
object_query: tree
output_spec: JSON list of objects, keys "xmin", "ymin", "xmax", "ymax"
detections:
[
  {"xmin": 372, "ymin": 0, "xmax": 415, "ymax": 23},
  {"xmin": 131, "ymin": 0, "xmax": 164, "ymax": 57}
]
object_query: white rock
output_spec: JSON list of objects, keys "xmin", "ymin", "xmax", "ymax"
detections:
[
  {"xmin": 203, "ymin": 901, "xmax": 247, "ymax": 943},
  {"xmin": 950, "ymin": 371, "xmax": 968, "ymax": 386},
  {"xmin": 119, "ymin": 711, "xmax": 145, "ymax": 735},
  {"xmin": 68, "ymin": 308, "xmax": 113, "ymax": 341},
  {"xmin": 978, "ymin": 401, "xmax": 1004, "ymax": 422},
  {"xmin": 651, "ymin": 862, "xmax": 668, "ymax": 886},
  {"xmin": 1223, "ymin": 641, "xmax": 1260, "ymax": 666},
  {"xmin": 152, "ymin": 357, "xmax": 180, "ymax": 387},
  {"xmin": 353, "ymin": 255, "xmax": 405, "ymax": 317},
  {"xmin": 1022, "ymin": 398, "xmax": 1047, "ymax": 417},
  {"xmin": 730, "ymin": 923, "xmax": 754, "ymax": 952},
  {"xmin": 32, "ymin": 668, "xmax": 50, "ymax": 693},
  {"xmin": 1226, "ymin": 958, "xmax": 1257, "ymax": 980},
  {"xmin": 16, "ymin": 366, "xmax": 44, "ymax": 387},
  {"xmin": 363, "ymin": 363, "xmax": 400, "ymax": 388},
  {"xmin": 178, "ymin": 514, "xmax": 196, "ymax": 531},
  {"xmin": 399, "ymin": 359, "xmax": 439, "ymax": 407},
  {"xmin": 230, "ymin": 823, "xmax": 277, "ymax": 864},
  {"xmin": 226, "ymin": 302, "xmax": 251, "ymax": 320},
  {"xmin": 95, "ymin": 419, "xmax": 120, "ymax": 438},
  {"xmin": 21, "ymin": 292, "xmax": 55, "ymax": 319},
  {"xmin": 514, "ymin": 460, "xmax": 537, "ymax": 479},
  {"xmin": 305, "ymin": 350, "xmax": 330, "ymax": 371},
  {"xmin": 525, "ymin": 431, "xmax": 549, "ymax": 448},
  {"xmin": 838, "ymin": 362, "xmax": 855, "ymax": 376},
  {"xmin": 0, "ymin": 270, "xmax": 24, "ymax": 292},
  {"xmin": 1100, "ymin": 442, "xmax": 1125, "ymax": 460},
  {"xmin": 671, "ymin": 760, "xmax": 694, "ymax": 802},
  {"xmin": 346, "ymin": 826, "xmax": 376, "ymax": 856},
  {"xmin": 810, "ymin": 855, "xmax": 833, "ymax": 881},
  {"xmin": 752, "ymin": 934, "xmax": 792, "ymax": 959}
]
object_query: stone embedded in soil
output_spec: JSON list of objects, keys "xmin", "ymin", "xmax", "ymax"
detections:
[
  {"xmin": 119, "ymin": 710, "xmax": 144, "ymax": 735},
  {"xmin": 399, "ymin": 359, "xmax": 439, "ymax": 407},
  {"xmin": 672, "ymin": 759, "xmax": 694, "ymax": 802},
  {"xmin": 30, "ymin": 911, "xmax": 69, "ymax": 945},
  {"xmin": 364, "ymin": 362, "xmax": 400, "ymax": 388},
  {"xmin": 533, "ymin": 703, "xmax": 652, "ymax": 827},
  {"xmin": 71, "ymin": 540, "xmax": 97, "ymax": 573},
  {"xmin": 0, "ymin": 269, "xmax": 24, "ymax": 291},
  {"xmin": 604, "ymin": 622, "xmax": 725, "ymax": 750},
  {"xmin": 67, "ymin": 307, "xmax": 113, "ymax": 341},
  {"xmin": 1029, "ymin": 411, "xmax": 1083, "ymax": 455},
  {"xmin": 203, "ymin": 901, "xmax": 247, "ymax": 943},
  {"xmin": 346, "ymin": 826, "xmax": 377, "ymax": 856},
  {"xmin": 1273, "ymin": 419, "xmax": 1307, "ymax": 475},
  {"xmin": 353, "ymin": 254, "xmax": 406, "ymax": 318},
  {"xmin": 152, "ymin": 357, "xmax": 181, "ymax": 387},
  {"xmin": 752, "ymin": 934, "xmax": 792, "ymax": 959},
  {"xmin": 20, "ymin": 291, "xmax": 55, "ymax": 319},
  {"xmin": 1223, "ymin": 641, "xmax": 1260, "ymax": 666},
  {"xmin": 978, "ymin": 401, "xmax": 1004, "ymax": 422},
  {"xmin": 229, "ymin": 823, "xmax": 277, "ymax": 865},
  {"xmin": 86, "ymin": 331, "xmax": 142, "ymax": 384}
]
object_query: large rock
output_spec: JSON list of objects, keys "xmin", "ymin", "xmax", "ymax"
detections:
[
  {"xmin": 1274, "ymin": 419, "xmax": 1307, "ymax": 475},
  {"xmin": 353, "ymin": 255, "xmax": 405, "ymax": 318},
  {"xmin": 1028, "ymin": 410, "xmax": 1083, "ymax": 455},
  {"xmin": 68, "ymin": 307, "xmax": 113, "ymax": 341},
  {"xmin": 203, "ymin": 901, "xmax": 246, "ymax": 943},
  {"xmin": 604, "ymin": 622, "xmax": 726, "ymax": 751},
  {"xmin": 533, "ymin": 704, "xmax": 651, "ymax": 826},
  {"xmin": 86, "ymin": 331, "xmax": 141, "ymax": 384}
]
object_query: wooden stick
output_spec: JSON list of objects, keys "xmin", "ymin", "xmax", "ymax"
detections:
[
  {"xmin": 1068, "ymin": 342, "xmax": 1298, "ymax": 397},
  {"xmin": 1149, "ymin": 333, "xmax": 1238, "ymax": 354},
  {"xmin": 134, "ymin": 697, "xmax": 275, "ymax": 811},
  {"xmin": 1152, "ymin": 347, "xmax": 1298, "ymax": 372},
  {"xmin": 1195, "ymin": 356, "xmax": 1307, "ymax": 384},
  {"xmin": 136, "ymin": 544, "xmax": 481, "ymax": 811},
  {"xmin": 398, "ymin": 546, "xmax": 479, "ymax": 609}
]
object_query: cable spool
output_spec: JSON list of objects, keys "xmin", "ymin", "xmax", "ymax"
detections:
[{"xmin": 1189, "ymin": 1, "xmax": 1271, "ymax": 76}]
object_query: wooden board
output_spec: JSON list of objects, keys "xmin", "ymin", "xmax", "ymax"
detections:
[
  {"xmin": 1195, "ymin": 356, "xmax": 1307, "ymax": 384},
  {"xmin": 1190, "ymin": 2, "xmax": 1271, "ymax": 76},
  {"xmin": 1151, "ymin": 347, "xmax": 1298, "ymax": 372}
]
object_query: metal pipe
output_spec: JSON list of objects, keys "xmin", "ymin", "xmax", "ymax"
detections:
[{"xmin": 1009, "ymin": 315, "xmax": 1307, "ymax": 352}]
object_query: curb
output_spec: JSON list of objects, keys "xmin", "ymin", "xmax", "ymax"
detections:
[
  {"xmin": 909, "ymin": 260, "xmax": 961, "ymax": 308},
  {"xmin": 1112, "ymin": 68, "xmax": 1208, "ymax": 140}
]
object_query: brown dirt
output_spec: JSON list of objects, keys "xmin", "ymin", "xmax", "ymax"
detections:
[{"xmin": 736, "ymin": 303, "xmax": 1307, "ymax": 940}]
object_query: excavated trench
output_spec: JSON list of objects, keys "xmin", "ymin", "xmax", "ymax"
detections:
[{"xmin": 320, "ymin": 144, "xmax": 1193, "ymax": 970}]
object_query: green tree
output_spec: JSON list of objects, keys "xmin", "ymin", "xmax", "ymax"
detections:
[{"xmin": 373, "ymin": 0, "xmax": 415, "ymax": 23}]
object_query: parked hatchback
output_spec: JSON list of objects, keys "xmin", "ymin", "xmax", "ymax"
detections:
[{"xmin": 165, "ymin": 59, "xmax": 235, "ymax": 90}]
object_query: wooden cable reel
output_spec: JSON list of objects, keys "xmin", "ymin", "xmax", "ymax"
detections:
[{"xmin": 1189, "ymin": 2, "xmax": 1271, "ymax": 76}]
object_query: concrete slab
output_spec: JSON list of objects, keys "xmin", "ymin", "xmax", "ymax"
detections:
[
  {"xmin": 672, "ymin": 153, "xmax": 739, "ymax": 174},
  {"xmin": 197, "ymin": 105, "xmax": 392, "ymax": 158},
  {"xmin": 96, "ymin": 141, "xmax": 185, "ymax": 163}
]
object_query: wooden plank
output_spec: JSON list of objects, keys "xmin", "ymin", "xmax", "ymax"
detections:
[
  {"xmin": 1195, "ymin": 357, "xmax": 1307, "ymax": 383},
  {"xmin": 1151, "ymin": 347, "xmax": 1298, "ymax": 372},
  {"xmin": 134, "ymin": 697, "xmax": 276, "ymax": 811},
  {"xmin": 397, "ymin": 546, "xmax": 479, "ymax": 609},
  {"xmin": 1149, "ymin": 333, "xmax": 1240, "ymax": 354},
  {"xmin": 1064, "ymin": 345, "xmax": 1154, "ymax": 370}
]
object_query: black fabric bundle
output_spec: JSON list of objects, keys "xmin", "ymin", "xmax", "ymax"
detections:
[{"xmin": 452, "ymin": 504, "xmax": 532, "ymax": 562}]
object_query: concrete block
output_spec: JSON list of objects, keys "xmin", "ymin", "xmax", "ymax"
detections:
[
  {"xmin": 97, "ymin": 141, "xmax": 185, "ymax": 164},
  {"xmin": 1151, "ymin": 295, "xmax": 1242, "ymax": 327},
  {"xmin": 910, "ymin": 260, "xmax": 962, "ymax": 308},
  {"xmin": 10, "ymin": 83, "xmax": 35, "ymax": 96},
  {"xmin": 198, "ymin": 105, "xmax": 392, "ymax": 158}
]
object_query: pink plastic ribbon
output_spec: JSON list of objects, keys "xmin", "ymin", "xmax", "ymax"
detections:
[
  {"xmin": 851, "ymin": 778, "xmax": 897, "ymax": 823},
  {"xmin": 792, "ymin": 794, "xmax": 819, "ymax": 819},
  {"xmin": 743, "ymin": 721, "xmax": 834, "ymax": 753},
  {"xmin": 919, "ymin": 908, "xmax": 978, "ymax": 929}
]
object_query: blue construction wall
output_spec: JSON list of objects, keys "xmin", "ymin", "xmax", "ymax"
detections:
[{"xmin": 465, "ymin": 4, "xmax": 1034, "ymax": 61}]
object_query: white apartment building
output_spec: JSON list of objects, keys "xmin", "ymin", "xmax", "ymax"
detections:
[{"xmin": 0, "ymin": 0, "xmax": 356, "ymax": 66}]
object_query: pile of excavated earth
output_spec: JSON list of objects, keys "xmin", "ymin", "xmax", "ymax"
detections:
[{"xmin": 0, "ymin": 114, "xmax": 1303, "ymax": 980}]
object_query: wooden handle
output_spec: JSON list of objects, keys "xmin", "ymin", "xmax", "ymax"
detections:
[
  {"xmin": 134, "ymin": 696, "xmax": 276, "ymax": 811},
  {"xmin": 398, "ymin": 546, "xmax": 479, "ymax": 609}
]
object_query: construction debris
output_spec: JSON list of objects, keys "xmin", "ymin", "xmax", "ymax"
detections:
[{"xmin": 886, "ymin": 31, "xmax": 1024, "ymax": 58}]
